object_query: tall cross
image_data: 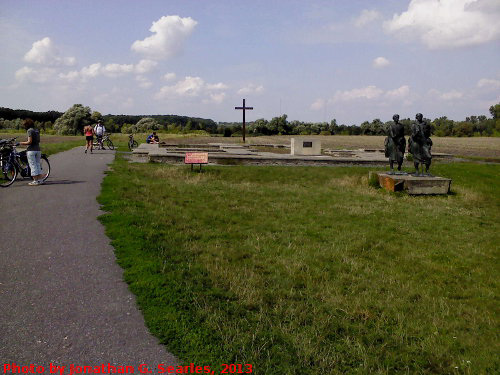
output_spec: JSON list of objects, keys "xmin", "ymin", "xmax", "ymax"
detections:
[{"xmin": 235, "ymin": 98, "xmax": 253, "ymax": 143}]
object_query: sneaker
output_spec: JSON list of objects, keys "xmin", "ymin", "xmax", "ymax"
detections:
[
  {"xmin": 85, "ymin": 149, "xmax": 87, "ymax": 153},
  {"xmin": 28, "ymin": 181, "xmax": 40, "ymax": 186}
]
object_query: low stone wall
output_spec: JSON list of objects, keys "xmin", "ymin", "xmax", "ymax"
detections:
[{"xmin": 148, "ymin": 152, "xmax": 388, "ymax": 166}]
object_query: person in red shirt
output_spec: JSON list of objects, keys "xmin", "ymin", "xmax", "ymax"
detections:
[{"xmin": 84, "ymin": 124, "xmax": 94, "ymax": 154}]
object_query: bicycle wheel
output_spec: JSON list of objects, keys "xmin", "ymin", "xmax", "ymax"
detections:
[
  {"xmin": 0, "ymin": 157, "xmax": 18, "ymax": 187},
  {"xmin": 39, "ymin": 155, "xmax": 50, "ymax": 182},
  {"xmin": 106, "ymin": 139, "xmax": 115, "ymax": 150},
  {"xmin": 16, "ymin": 155, "xmax": 29, "ymax": 179}
]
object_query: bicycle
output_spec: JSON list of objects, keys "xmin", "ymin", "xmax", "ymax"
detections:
[
  {"xmin": 0, "ymin": 138, "xmax": 18, "ymax": 187},
  {"xmin": 128, "ymin": 134, "xmax": 138, "ymax": 150},
  {"xmin": 93, "ymin": 133, "xmax": 114, "ymax": 150},
  {"xmin": 0, "ymin": 137, "xmax": 50, "ymax": 187}
]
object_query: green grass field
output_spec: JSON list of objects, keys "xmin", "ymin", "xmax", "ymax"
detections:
[{"xmin": 98, "ymin": 156, "xmax": 499, "ymax": 374}]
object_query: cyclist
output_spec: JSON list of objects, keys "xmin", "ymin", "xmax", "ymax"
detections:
[
  {"xmin": 94, "ymin": 122, "xmax": 106, "ymax": 149},
  {"xmin": 19, "ymin": 118, "xmax": 44, "ymax": 186}
]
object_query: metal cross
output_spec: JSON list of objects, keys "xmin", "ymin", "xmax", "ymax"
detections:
[{"xmin": 235, "ymin": 98, "xmax": 253, "ymax": 143}]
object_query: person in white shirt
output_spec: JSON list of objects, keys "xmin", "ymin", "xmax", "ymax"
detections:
[{"xmin": 93, "ymin": 122, "xmax": 106, "ymax": 149}]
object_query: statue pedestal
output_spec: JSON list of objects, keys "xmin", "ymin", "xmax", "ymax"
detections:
[{"xmin": 375, "ymin": 173, "xmax": 451, "ymax": 195}]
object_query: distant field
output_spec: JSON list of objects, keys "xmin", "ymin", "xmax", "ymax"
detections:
[
  {"xmin": 2, "ymin": 132, "xmax": 498, "ymax": 159},
  {"xmin": 175, "ymin": 135, "xmax": 500, "ymax": 159}
]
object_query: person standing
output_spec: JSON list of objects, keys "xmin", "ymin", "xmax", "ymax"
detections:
[
  {"xmin": 19, "ymin": 118, "xmax": 44, "ymax": 186},
  {"xmin": 84, "ymin": 124, "xmax": 94, "ymax": 153},
  {"xmin": 93, "ymin": 122, "xmax": 106, "ymax": 150}
]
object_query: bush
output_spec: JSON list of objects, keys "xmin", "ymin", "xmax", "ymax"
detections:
[
  {"xmin": 53, "ymin": 104, "xmax": 92, "ymax": 135},
  {"xmin": 130, "ymin": 117, "xmax": 161, "ymax": 133}
]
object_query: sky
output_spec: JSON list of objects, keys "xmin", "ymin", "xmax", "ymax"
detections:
[{"xmin": 0, "ymin": 0, "xmax": 499, "ymax": 125}]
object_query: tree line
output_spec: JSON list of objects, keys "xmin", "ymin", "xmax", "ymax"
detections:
[
  {"xmin": 1, "ymin": 103, "xmax": 499, "ymax": 137},
  {"xmin": 221, "ymin": 103, "xmax": 500, "ymax": 137},
  {"xmin": 0, "ymin": 105, "xmax": 217, "ymax": 135}
]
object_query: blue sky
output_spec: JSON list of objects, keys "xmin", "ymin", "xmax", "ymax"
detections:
[{"xmin": 1, "ymin": 0, "xmax": 499, "ymax": 124}]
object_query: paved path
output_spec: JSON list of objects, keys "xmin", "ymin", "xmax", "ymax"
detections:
[{"xmin": 0, "ymin": 147, "xmax": 177, "ymax": 370}]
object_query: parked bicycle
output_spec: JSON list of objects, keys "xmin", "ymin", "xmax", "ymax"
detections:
[
  {"xmin": 0, "ymin": 137, "xmax": 50, "ymax": 187},
  {"xmin": 128, "ymin": 134, "xmax": 138, "ymax": 150},
  {"xmin": 93, "ymin": 133, "xmax": 114, "ymax": 150}
]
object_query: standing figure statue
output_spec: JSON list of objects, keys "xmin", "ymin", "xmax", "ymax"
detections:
[
  {"xmin": 408, "ymin": 113, "xmax": 432, "ymax": 176},
  {"xmin": 384, "ymin": 114, "xmax": 406, "ymax": 174}
]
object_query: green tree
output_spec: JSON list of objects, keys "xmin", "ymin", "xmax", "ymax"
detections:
[
  {"xmin": 489, "ymin": 103, "xmax": 500, "ymax": 119},
  {"xmin": 185, "ymin": 119, "xmax": 194, "ymax": 132},
  {"xmin": 132, "ymin": 117, "xmax": 160, "ymax": 133},
  {"xmin": 432, "ymin": 116, "xmax": 455, "ymax": 137},
  {"xmin": 53, "ymin": 104, "xmax": 92, "ymax": 135},
  {"xmin": 103, "ymin": 118, "xmax": 117, "ymax": 133},
  {"xmin": 453, "ymin": 121, "xmax": 474, "ymax": 137},
  {"xmin": 91, "ymin": 111, "xmax": 103, "ymax": 123}
]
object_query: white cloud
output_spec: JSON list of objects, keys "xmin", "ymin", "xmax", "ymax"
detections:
[
  {"xmin": 58, "ymin": 60, "xmax": 158, "ymax": 83},
  {"xmin": 163, "ymin": 72, "xmax": 177, "ymax": 81},
  {"xmin": 237, "ymin": 84, "xmax": 264, "ymax": 95},
  {"xmin": 58, "ymin": 62, "xmax": 101, "ymax": 83},
  {"xmin": 373, "ymin": 56, "xmax": 390, "ymax": 68},
  {"xmin": 354, "ymin": 9, "xmax": 381, "ymax": 27},
  {"xmin": 330, "ymin": 85, "xmax": 411, "ymax": 103},
  {"xmin": 206, "ymin": 83, "xmax": 228, "ymax": 90},
  {"xmin": 58, "ymin": 70, "xmax": 80, "ymax": 82},
  {"xmin": 440, "ymin": 90, "xmax": 464, "ymax": 100},
  {"xmin": 385, "ymin": 85, "xmax": 410, "ymax": 99},
  {"xmin": 332, "ymin": 85, "xmax": 384, "ymax": 102},
  {"xmin": 477, "ymin": 78, "xmax": 500, "ymax": 89},
  {"xmin": 429, "ymin": 89, "xmax": 464, "ymax": 100},
  {"xmin": 24, "ymin": 37, "xmax": 76, "ymax": 66},
  {"xmin": 134, "ymin": 59, "xmax": 158, "ymax": 74},
  {"xmin": 15, "ymin": 66, "xmax": 56, "ymax": 83},
  {"xmin": 156, "ymin": 76, "xmax": 204, "ymax": 98},
  {"xmin": 310, "ymin": 98, "xmax": 325, "ymax": 110},
  {"xmin": 81, "ymin": 63, "xmax": 102, "ymax": 79},
  {"xmin": 155, "ymin": 76, "xmax": 227, "ymax": 104},
  {"xmin": 204, "ymin": 92, "xmax": 226, "ymax": 104},
  {"xmin": 131, "ymin": 15, "xmax": 197, "ymax": 60},
  {"xmin": 102, "ymin": 63, "xmax": 134, "ymax": 77},
  {"xmin": 384, "ymin": 0, "xmax": 500, "ymax": 49},
  {"xmin": 136, "ymin": 75, "xmax": 153, "ymax": 89}
]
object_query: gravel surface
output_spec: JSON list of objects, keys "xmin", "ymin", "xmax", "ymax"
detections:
[{"xmin": 0, "ymin": 147, "xmax": 177, "ymax": 370}]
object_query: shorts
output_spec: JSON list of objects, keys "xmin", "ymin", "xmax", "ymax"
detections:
[
  {"xmin": 27, "ymin": 151, "xmax": 42, "ymax": 176},
  {"xmin": 86, "ymin": 136, "xmax": 93, "ymax": 141}
]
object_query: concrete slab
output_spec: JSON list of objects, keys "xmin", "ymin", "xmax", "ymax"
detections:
[
  {"xmin": 376, "ymin": 172, "xmax": 452, "ymax": 195},
  {"xmin": 147, "ymin": 151, "xmax": 388, "ymax": 166}
]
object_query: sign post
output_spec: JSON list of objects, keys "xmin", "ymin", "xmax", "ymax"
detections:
[
  {"xmin": 235, "ymin": 98, "xmax": 253, "ymax": 143},
  {"xmin": 185, "ymin": 152, "xmax": 208, "ymax": 172}
]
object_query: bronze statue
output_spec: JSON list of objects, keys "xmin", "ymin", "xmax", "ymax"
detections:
[
  {"xmin": 384, "ymin": 114, "xmax": 406, "ymax": 174},
  {"xmin": 408, "ymin": 113, "xmax": 432, "ymax": 176}
]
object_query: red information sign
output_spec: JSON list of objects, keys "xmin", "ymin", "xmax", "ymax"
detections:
[{"xmin": 184, "ymin": 152, "xmax": 208, "ymax": 164}]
